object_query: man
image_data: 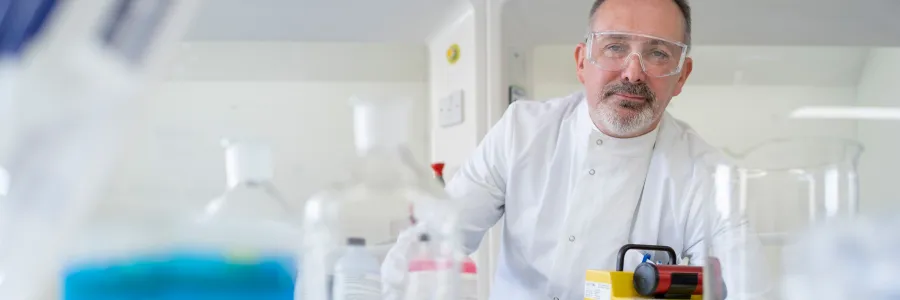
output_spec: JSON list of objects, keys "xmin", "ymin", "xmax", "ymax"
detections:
[{"xmin": 385, "ymin": 0, "xmax": 744, "ymax": 299}]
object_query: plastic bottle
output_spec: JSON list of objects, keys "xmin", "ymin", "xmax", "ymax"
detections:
[
  {"xmin": 302, "ymin": 96, "xmax": 462, "ymax": 300},
  {"xmin": 333, "ymin": 237, "xmax": 382, "ymax": 300},
  {"xmin": 62, "ymin": 140, "xmax": 301, "ymax": 299}
]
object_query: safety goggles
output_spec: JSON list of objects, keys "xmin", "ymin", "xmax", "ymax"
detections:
[{"xmin": 584, "ymin": 31, "xmax": 689, "ymax": 78}]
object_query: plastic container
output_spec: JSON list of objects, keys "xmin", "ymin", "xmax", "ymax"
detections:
[
  {"xmin": 302, "ymin": 96, "xmax": 462, "ymax": 300},
  {"xmin": 62, "ymin": 140, "xmax": 301, "ymax": 299},
  {"xmin": 706, "ymin": 138, "xmax": 863, "ymax": 299},
  {"xmin": 333, "ymin": 237, "xmax": 382, "ymax": 300}
]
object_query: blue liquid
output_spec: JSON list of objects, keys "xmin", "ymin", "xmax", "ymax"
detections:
[{"xmin": 62, "ymin": 251, "xmax": 298, "ymax": 300}]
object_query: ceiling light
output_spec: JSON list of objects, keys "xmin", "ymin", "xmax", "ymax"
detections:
[{"xmin": 789, "ymin": 106, "xmax": 900, "ymax": 120}]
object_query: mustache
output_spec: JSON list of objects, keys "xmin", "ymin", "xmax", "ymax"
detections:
[{"xmin": 602, "ymin": 81, "xmax": 656, "ymax": 103}]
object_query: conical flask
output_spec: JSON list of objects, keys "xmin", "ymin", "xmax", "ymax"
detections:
[
  {"xmin": 302, "ymin": 96, "xmax": 461, "ymax": 300},
  {"xmin": 705, "ymin": 138, "xmax": 863, "ymax": 300}
]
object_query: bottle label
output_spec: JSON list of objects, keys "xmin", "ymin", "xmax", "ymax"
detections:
[
  {"xmin": 584, "ymin": 281, "xmax": 612, "ymax": 300},
  {"xmin": 334, "ymin": 272, "xmax": 381, "ymax": 300}
]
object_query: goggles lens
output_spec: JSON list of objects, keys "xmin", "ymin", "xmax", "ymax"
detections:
[{"xmin": 587, "ymin": 32, "xmax": 688, "ymax": 78}]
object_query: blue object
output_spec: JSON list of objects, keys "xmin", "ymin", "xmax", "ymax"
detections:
[
  {"xmin": 62, "ymin": 250, "xmax": 299, "ymax": 300},
  {"xmin": 0, "ymin": 0, "xmax": 59, "ymax": 56},
  {"xmin": 641, "ymin": 253, "xmax": 651, "ymax": 264}
]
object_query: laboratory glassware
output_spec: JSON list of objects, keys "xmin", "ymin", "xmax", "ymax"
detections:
[
  {"xmin": 63, "ymin": 139, "xmax": 301, "ymax": 299},
  {"xmin": 705, "ymin": 137, "xmax": 862, "ymax": 299},
  {"xmin": 303, "ymin": 96, "xmax": 462, "ymax": 300},
  {"xmin": 0, "ymin": 1, "xmax": 201, "ymax": 299}
]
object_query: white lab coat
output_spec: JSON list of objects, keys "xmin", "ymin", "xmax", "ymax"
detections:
[{"xmin": 382, "ymin": 91, "xmax": 766, "ymax": 300}]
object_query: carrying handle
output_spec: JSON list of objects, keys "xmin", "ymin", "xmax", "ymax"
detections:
[{"xmin": 615, "ymin": 244, "xmax": 678, "ymax": 271}]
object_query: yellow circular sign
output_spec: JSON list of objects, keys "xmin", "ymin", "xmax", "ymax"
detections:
[{"xmin": 446, "ymin": 44, "xmax": 461, "ymax": 65}]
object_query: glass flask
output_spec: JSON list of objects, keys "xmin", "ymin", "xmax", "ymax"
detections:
[
  {"xmin": 302, "ymin": 96, "xmax": 461, "ymax": 300},
  {"xmin": 705, "ymin": 138, "xmax": 863, "ymax": 300},
  {"xmin": 62, "ymin": 140, "xmax": 302, "ymax": 299}
]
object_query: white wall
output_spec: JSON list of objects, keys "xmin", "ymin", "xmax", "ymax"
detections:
[
  {"xmin": 500, "ymin": 6, "xmax": 534, "ymax": 104},
  {"xmin": 97, "ymin": 42, "xmax": 430, "ymax": 214},
  {"xmin": 528, "ymin": 44, "xmax": 861, "ymax": 151},
  {"xmin": 667, "ymin": 86, "xmax": 858, "ymax": 151},
  {"xmin": 856, "ymin": 48, "xmax": 900, "ymax": 215},
  {"xmin": 429, "ymin": 11, "xmax": 481, "ymax": 179},
  {"xmin": 531, "ymin": 45, "xmax": 581, "ymax": 100}
]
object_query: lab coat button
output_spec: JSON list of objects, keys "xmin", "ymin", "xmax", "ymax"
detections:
[
  {"xmin": 588, "ymin": 169, "xmax": 596, "ymax": 175},
  {"xmin": 596, "ymin": 139, "xmax": 603, "ymax": 146},
  {"xmin": 568, "ymin": 235, "xmax": 575, "ymax": 242}
]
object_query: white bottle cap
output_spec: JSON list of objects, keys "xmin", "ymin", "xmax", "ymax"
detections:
[
  {"xmin": 351, "ymin": 96, "xmax": 410, "ymax": 154},
  {"xmin": 222, "ymin": 139, "xmax": 274, "ymax": 188}
]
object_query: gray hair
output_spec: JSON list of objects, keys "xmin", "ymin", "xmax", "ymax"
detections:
[{"xmin": 587, "ymin": 0, "xmax": 692, "ymax": 47}]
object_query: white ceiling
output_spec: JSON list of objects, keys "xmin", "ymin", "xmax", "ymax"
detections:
[
  {"xmin": 186, "ymin": 0, "xmax": 900, "ymax": 46},
  {"xmin": 183, "ymin": 0, "xmax": 896, "ymax": 86},
  {"xmin": 184, "ymin": 0, "xmax": 469, "ymax": 42},
  {"xmin": 505, "ymin": 0, "xmax": 897, "ymax": 87},
  {"xmin": 505, "ymin": 0, "xmax": 900, "ymax": 46}
]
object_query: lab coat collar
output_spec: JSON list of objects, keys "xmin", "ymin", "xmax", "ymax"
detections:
[{"xmin": 574, "ymin": 92, "xmax": 660, "ymax": 156}]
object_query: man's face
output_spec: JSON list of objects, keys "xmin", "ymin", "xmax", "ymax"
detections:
[{"xmin": 575, "ymin": 0, "xmax": 693, "ymax": 137}]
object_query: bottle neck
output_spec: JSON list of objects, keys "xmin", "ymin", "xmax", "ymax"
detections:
[
  {"xmin": 351, "ymin": 97, "xmax": 409, "ymax": 157},
  {"xmin": 223, "ymin": 141, "xmax": 274, "ymax": 189}
]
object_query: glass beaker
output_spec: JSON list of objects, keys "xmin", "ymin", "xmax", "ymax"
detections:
[{"xmin": 705, "ymin": 137, "xmax": 863, "ymax": 300}]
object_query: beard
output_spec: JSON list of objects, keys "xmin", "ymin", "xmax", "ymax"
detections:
[{"xmin": 591, "ymin": 81, "xmax": 660, "ymax": 137}]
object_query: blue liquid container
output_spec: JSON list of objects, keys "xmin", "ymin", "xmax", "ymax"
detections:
[
  {"xmin": 62, "ymin": 140, "xmax": 302, "ymax": 299},
  {"xmin": 62, "ymin": 250, "xmax": 298, "ymax": 300}
]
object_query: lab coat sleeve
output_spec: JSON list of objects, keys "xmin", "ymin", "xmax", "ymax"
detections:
[
  {"xmin": 380, "ymin": 103, "xmax": 514, "ymax": 299},
  {"xmin": 444, "ymin": 100, "xmax": 513, "ymax": 254},
  {"xmin": 681, "ymin": 159, "xmax": 775, "ymax": 299}
]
